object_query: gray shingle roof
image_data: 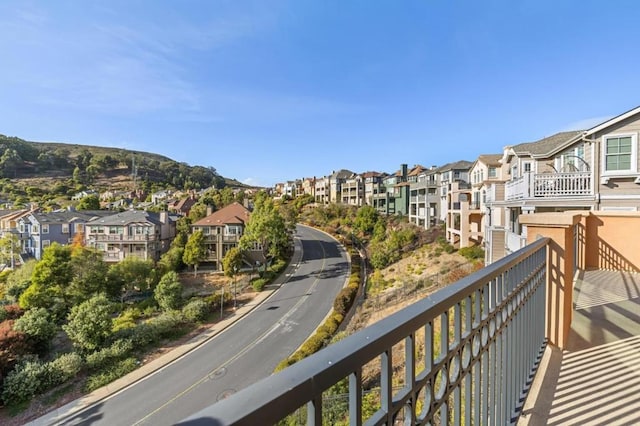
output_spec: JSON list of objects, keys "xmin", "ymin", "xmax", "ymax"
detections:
[
  {"xmin": 88, "ymin": 210, "xmax": 165, "ymax": 226},
  {"xmin": 477, "ymin": 154, "xmax": 503, "ymax": 166},
  {"xmin": 437, "ymin": 160, "xmax": 473, "ymax": 172},
  {"xmin": 31, "ymin": 210, "xmax": 111, "ymax": 223},
  {"xmin": 511, "ymin": 131, "xmax": 583, "ymax": 156}
]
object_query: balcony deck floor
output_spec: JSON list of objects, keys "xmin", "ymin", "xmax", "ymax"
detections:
[{"xmin": 519, "ymin": 270, "xmax": 640, "ymax": 426}]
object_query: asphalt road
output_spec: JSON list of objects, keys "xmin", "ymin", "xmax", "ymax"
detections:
[{"xmin": 60, "ymin": 225, "xmax": 349, "ymax": 426}]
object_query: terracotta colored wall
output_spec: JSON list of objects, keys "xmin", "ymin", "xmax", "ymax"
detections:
[{"xmin": 584, "ymin": 214, "xmax": 640, "ymax": 271}]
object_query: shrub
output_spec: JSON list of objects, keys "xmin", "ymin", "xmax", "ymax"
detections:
[
  {"xmin": 85, "ymin": 339, "xmax": 134, "ymax": 371},
  {"xmin": 63, "ymin": 295, "xmax": 113, "ymax": 352},
  {"xmin": 251, "ymin": 278, "xmax": 268, "ymax": 292},
  {"xmin": 458, "ymin": 246, "xmax": 485, "ymax": 261},
  {"xmin": 1, "ymin": 360, "xmax": 45, "ymax": 405},
  {"xmin": 14, "ymin": 307, "xmax": 57, "ymax": 354},
  {"xmin": 85, "ymin": 357, "xmax": 138, "ymax": 392},
  {"xmin": 182, "ymin": 299, "xmax": 209, "ymax": 322},
  {"xmin": 154, "ymin": 271, "xmax": 183, "ymax": 311},
  {"xmin": 47, "ymin": 352, "xmax": 83, "ymax": 387}
]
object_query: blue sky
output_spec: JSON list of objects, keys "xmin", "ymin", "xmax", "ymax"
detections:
[{"xmin": 2, "ymin": 1, "xmax": 640, "ymax": 187}]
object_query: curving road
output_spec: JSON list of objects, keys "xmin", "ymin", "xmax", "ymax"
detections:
[{"xmin": 57, "ymin": 224, "xmax": 349, "ymax": 426}]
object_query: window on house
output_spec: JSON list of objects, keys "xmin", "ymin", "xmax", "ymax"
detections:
[
  {"xmin": 62, "ymin": 224, "xmax": 69, "ymax": 233},
  {"xmin": 523, "ymin": 162, "xmax": 532, "ymax": 173},
  {"xmin": 604, "ymin": 135, "xmax": 636, "ymax": 173},
  {"xmin": 42, "ymin": 224, "xmax": 49, "ymax": 234},
  {"xmin": 75, "ymin": 223, "xmax": 84, "ymax": 233},
  {"xmin": 33, "ymin": 225, "xmax": 40, "ymax": 233},
  {"xmin": 488, "ymin": 167, "xmax": 497, "ymax": 178},
  {"xmin": 42, "ymin": 240, "xmax": 50, "ymax": 248}
]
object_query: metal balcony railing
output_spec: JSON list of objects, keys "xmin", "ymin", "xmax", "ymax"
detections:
[{"xmin": 183, "ymin": 238, "xmax": 549, "ymax": 425}]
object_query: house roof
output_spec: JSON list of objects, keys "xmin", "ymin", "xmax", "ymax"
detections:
[
  {"xmin": 511, "ymin": 131, "xmax": 584, "ymax": 157},
  {"xmin": 408, "ymin": 165, "xmax": 427, "ymax": 177},
  {"xmin": 173, "ymin": 197, "xmax": 197, "ymax": 212},
  {"xmin": 361, "ymin": 171, "xmax": 383, "ymax": 178},
  {"xmin": 437, "ymin": 160, "xmax": 473, "ymax": 172},
  {"xmin": 88, "ymin": 210, "xmax": 167, "ymax": 226},
  {"xmin": 585, "ymin": 105, "xmax": 640, "ymax": 136},
  {"xmin": 193, "ymin": 202, "xmax": 250, "ymax": 227},
  {"xmin": 477, "ymin": 154, "xmax": 503, "ymax": 166},
  {"xmin": 330, "ymin": 169, "xmax": 355, "ymax": 179},
  {"xmin": 30, "ymin": 210, "xmax": 112, "ymax": 224}
]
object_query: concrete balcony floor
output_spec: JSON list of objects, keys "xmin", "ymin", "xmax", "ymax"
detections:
[{"xmin": 519, "ymin": 270, "xmax": 640, "ymax": 426}]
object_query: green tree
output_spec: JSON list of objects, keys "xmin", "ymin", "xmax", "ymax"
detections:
[
  {"xmin": 76, "ymin": 194, "xmax": 100, "ymax": 210},
  {"xmin": 183, "ymin": 230, "xmax": 206, "ymax": 276},
  {"xmin": 5, "ymin": 260, "xmax": 37, "ymax": 302},
  {"xmin": 13, "ymin": 307, "xmax": 57, "ymax": 354},
  {"xmin": 63, "ymin": 294, "xmax": 113, "ymax": 352},
  {"xmin": 0, "ymin": 233, "xmax": 20, "ymax": 269},
  {"xmin": 222, "ymin": 247, "xmax": 244, "ymax": 277},
  {"xmin": 239, "ymin": 194, "xmax": 291, "ymax": 261},
  {"xmin": 68, "ymin": 248, "xmax": 113, "ymax": 303},
  {"xmin": 106, "ymin": 257, "xmax": 155, "ymax": 298},
  {"xmin": 20, "ymin": 243, "xmax": 72, "ymax": 310},
  {"xmin": 154, "ymin": 271, "xmax": 183, "ymax": 311},
  {"xmin": 354, "ymin": 205, "xmax": 379, "ymax": 236}
]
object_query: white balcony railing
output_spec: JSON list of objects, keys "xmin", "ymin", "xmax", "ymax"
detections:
[
  {"xmin": 505, "ymin": 172, "xmax": 592, "ymax": 200},
  {"xmin": 506, "ymin": 230, "xmax": 527, "ymax": 253}
]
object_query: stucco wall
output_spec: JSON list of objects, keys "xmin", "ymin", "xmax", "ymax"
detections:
[{"xmin": 583, "ymin": 213, "xmax": 640, "ymax": 271}]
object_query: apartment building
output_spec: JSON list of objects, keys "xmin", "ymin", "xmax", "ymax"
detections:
[{"xmin": 438, "ymin": 160, "xmax": 472, "ymax": 228}]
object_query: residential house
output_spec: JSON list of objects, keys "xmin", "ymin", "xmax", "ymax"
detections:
[
  {"xmin": 445, "ymin": 155, "xmax": 503, "ymax": 248},
  {"xmin": 301, "ymin": 177, "xmax": 316, "ymax": 198},
  {"xmin": 191, "ymin": 202, "xmax": 261, "ymax": 271},
  {"xmin": 438, "ymin": 160, "xmax": 473, "ymax": 224},
  {"xmin": 408, "ymin": 166, "xmax": 440, "ymax": 228},
  {"xmin": 85, "ymin": 210, "xmax": 176, "ymax": 263},
  {"xmin": 329, "ymin": 170, "xmax": 356, "ymax": 204},
  {"xmin": 18, "ymin": 210, "xmax": 112, "ymax": 260},
  {"xmin": 372, "ymin": 164, "xmax": 416, "ymax": 216},
  {"xmin": 169, "ymin": 195, "xmax": 198, "ymax": 216},
  {"xmin": 482, "ymin": 105, "xmax": 640, "ymax": 263},
  {"xmin": 71, "ymin": 190, "xmax": 99, "ymax": 201},
  {"xmin": 151, "ymin": 190, "xmax": 173, "ymax": 205},
  {"xmin": 362, "ymin": 171, "xmax": 385, "ymax": 206},
  {"xmin": 340, "ymin": 173, "xmax": 364, "ymax": 206},
  {"xmin": 314, "ymin": 176, "xmax": 330, "ymax": 204}
]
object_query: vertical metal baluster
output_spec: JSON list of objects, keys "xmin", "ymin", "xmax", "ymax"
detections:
[
  {"xmin": 382, "ymin": 349, "xmax": 392, "ymax": 423},
  {"xmin": 307, "ymin": 396, "xmax": 322, "ymax": 425},
  {"xmin": 464, "ymin": 295, "xmax": 472, "ymax": 426},
  {"xmin": 350, "ymin": 369, "xmax": 363, "ymax": 426},
  {"xmin": 440, "ymin": 310, "xmax": 449, "ymax": 425},
  {"xmin": 425, "ymin": 321, "xmax": 433, "ymax": 422},
  {"xmin": 405, "ymin": 333, "xmax": 416, "ymax": 426},
  {"xmin": 454, "ymin": 303, "xmax": 462, "ymax": 425},
  {"xmin": 482, "ymin": 284, "xmax": 490, "ymax": 425},
  {"xmin": 498, "ymin": 271, "xmax": 507, "ymax": 426},
  {"xmin": 474, "ymin": 289, "xmax": 481, "ymax": 423},
  {"xmin": 488, "ymin": 279, "xmax": 496, "ymax": 426}
]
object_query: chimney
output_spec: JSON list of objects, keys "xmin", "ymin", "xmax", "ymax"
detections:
[
  {"xmin": 160, "ymin": 210, "xmax": 168, "ymax": 224},
  {"xmin": 401, "ymin": 164, "xmax": 408, "ymax": 181},
  {"xmin": 206, "ymin": 205, "xmax": 213, "ymax": 216}
]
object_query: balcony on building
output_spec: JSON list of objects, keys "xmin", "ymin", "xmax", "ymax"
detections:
[
  {"xmin": 505, "ymin": 171, "xmax": 593, "ymax": 201},
  {"xmin": 183, "ymin": 211, "xmax": 640, "ymax": 425}
]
